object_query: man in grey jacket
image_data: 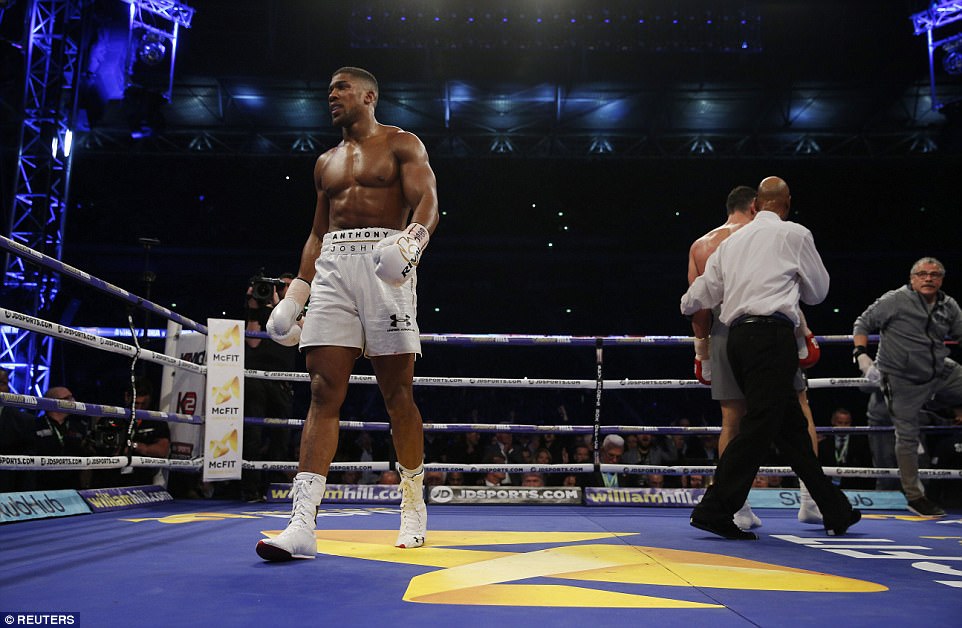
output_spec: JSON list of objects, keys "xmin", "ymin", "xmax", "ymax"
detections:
[{"xmin": 853, "ymin": 257, "xmax": 962, "ymax": 516}]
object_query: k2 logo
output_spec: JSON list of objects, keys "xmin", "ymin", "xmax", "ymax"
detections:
[{"xmin": 390, "ymin": 314, "xmax": 412, "ymax": 328}]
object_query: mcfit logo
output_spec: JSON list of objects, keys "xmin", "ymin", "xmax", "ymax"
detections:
[
  {"xmin": 209, "ymin": 429, "xmax": 238, "ymax": 459},
  {"xmin": 214, "ymin": 324, "xmax": 240, "ymax": 351},
  {"xmin": 213, "ymin": 376, "xmax": 240, "ymax": 404},
  {"xmin": 257, "ymin": 529, "xmax": 886, "ymax": 607}
]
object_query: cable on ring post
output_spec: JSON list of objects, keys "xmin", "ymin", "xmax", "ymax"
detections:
[
  {"xmin": 592, "ymin": 337, "xmax": 603, "ymax": 468},
  {"xmin": 122, "ymin": 311, "xmax": 142, "ymax": 474}
]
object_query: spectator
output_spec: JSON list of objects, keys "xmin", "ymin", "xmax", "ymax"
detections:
[
  {"xmin": 347, "ymin": 431, "xmax": 387, "ymax": 484},
  {"xmin": 483, "ymin": 429, "xmax": 525, "ymax": 484},
  {"xmin": 0, "ymin": 368, "xmax": 37, "ymax": 491},
  {"xmin": 33, "ymin": 386, "xmax": 90, "ymax": 490},
  {"xmin": 242, "ymin": 274, "xmax": 298, "ymax": 501},
  {"xmin": 571, "ymin": 444, "xmax": 592, "ymax": 464},
  {"xmin": 480, "ymin": 454, "xmax": 507, "ymax": 487},
  {"xmin": 377, "ymin": 470, "xmax": 400, "ymax": 485},
  {"xmin": 582, "ymin": 434, "xmax": 628, "ymax": 488},
  {"xmin": 92, "ymin": 377, "xmax": 170, "ymax": 489},
  {"xmin": 817, "ymin": 407, "xmax": 873, "ymax": 489},
  {"xmin": 521, "ymin": 472, "xmax": 545, "ymax": 487},
  {"xmin": 646, "ymin": 473, "xmax": 665, "ymax": 489},
  {"xmin": 423, "ymin": 470, "xmax": 446, "ymax": 487}
]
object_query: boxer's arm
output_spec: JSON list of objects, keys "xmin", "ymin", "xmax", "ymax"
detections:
[
  {"xmin": 687, "ymin": 243, "xmax": 701, "ymax": 286},
  {"xmin": 395, "ymin": 131, "xmax": 439, "ymax": 235},
  {"xmin": 691, "ymin": 309, "xmax": 712, "ymax": 340},
  {"xmin": 681, "ymin": 253, "xmax": 724, "ymax": 315},
  {"xmin": 688, "ymin": 238, "xmax": 717, "ymax": 337},
  {"xmin": 296, "ymin": 158, "xmax": 331, "ymax": 282},
  {"xmin": 372, "ymin": 133, "xmax": 439, "ymax": 286}
]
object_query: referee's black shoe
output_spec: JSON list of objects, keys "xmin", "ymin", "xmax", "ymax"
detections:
[
  {"xmin": 690, "ymin": 516, "xmax": 758, "ymax": 540},
  {"xmin": 825, "ymin": 509, "xmax": 862, "ymax": 536}
]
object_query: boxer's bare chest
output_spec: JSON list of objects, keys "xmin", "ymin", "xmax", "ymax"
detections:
[{"xmin": 321, "ymin": 137, "xmax": 399, "ymax": 197}]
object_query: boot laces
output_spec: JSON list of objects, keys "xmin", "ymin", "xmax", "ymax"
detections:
[{"xmin": 289, "ymin": 478, "xmax": 318, "ymax": 528}]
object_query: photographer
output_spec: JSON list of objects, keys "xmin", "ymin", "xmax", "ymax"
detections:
[
  {"xmin": 87, "ymin": 377, "xmax": 170, "ymax": 488},
  {"xmin": 241, "ymin": 271, "xmax": 298, "ymax": 501},
  {"xmin": 33, "ymin": 387, "xmax": 92, "ymax": 490}
]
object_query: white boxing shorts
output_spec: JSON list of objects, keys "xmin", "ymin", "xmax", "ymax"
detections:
[{"xmin": 299, "ymin": 228, "xmax": 421, "ymax": 357}]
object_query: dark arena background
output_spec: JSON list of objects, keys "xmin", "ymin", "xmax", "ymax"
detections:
[{"xmin": 1, "ymin": 2, "xmax": 962, "ymax": 626}]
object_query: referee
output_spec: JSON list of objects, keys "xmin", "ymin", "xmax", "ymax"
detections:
[{"xmin": 680, "ymin": 176, "xmax": 860, "ymax": 540}]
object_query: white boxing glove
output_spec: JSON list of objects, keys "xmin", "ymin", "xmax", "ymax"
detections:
[
  {"xmin": 266, "ymin": 278, "xmax": 310, "ymax": 346},
  {"xmin": 373, "ymin": 223, "xmax": 430, "ymax": 287},
  {"xmin": 856, "ymin": 353, "xmax": 881, "ymax": 385}
]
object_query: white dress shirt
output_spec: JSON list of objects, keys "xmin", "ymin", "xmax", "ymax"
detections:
[{"xmin": 680, "ymin": 210, "xmax": 829, "ymax": 326}]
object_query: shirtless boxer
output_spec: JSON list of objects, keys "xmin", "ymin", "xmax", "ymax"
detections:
[
  {"xmin": 256, "ymin": 67, "xmax": 439, "ymax": 561},
  {"xmin": 688, "ymin": 182, "xmax": 822, "ymax": 530}
]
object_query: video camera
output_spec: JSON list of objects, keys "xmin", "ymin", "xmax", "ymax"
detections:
[
  {"xmin": 85, "ymin": 417, "xmax": 128, "ymax": 456},
  {"xmin": 249, "ymin": 270, "xmax": 287, "ymax": 306}
]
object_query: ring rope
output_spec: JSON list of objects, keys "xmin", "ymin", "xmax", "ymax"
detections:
[
  {"xmin": 1, "ymin": 308, "xmax": 205, "ymax": 374},
  {"xmin": 0, "ymin": 392, "xmax": 203, "ymax": 425},
  {"xmin": 246, "ymin": 371, "xmax": 878, "ymax": 391},
  {"xmin": 0, "ymin": 235, "xmax": 207, "ymax": 334},
  {"xmin": 0, "ymin": 310, "xmax": 884, "ymax": 390},
  {"xmin": 3, "ymin": 454, "xmax": 958, "ymax": 480},
  {"xmin": 4, "ymin": 236, "xmax": 895, "ymax": 347},
  {"xmin": 0, "ymin": 455, "xmax": 388, "ymax": 473},
  {"xmin": 8, "ymin": 393, "xmax": 958, "ymax": 436}
]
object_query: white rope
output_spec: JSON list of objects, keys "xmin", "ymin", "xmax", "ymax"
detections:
[
  {"xmin": 0, "ymin": 392, "xmax": 202, "ymax": 425},
  {"xmin": 245, "ymin": 370, "xmax": 877, "ymax": 390},
  {"xmin": 0, "ymin": 455, "xmax": 389, "ymax": 473},
  {"xmin": 1, "ymin": 308, "xmax": 205, "ymax": 374},
  {"xmin": 3, "ymin": 454, "xmax": 960, "ymax": 481},
  {"xmin": 5, "ymin": 307, "xmax": 879, "ymax": 391},
  {"xmin": 601, "ymin": 463, "xmax": 962, "ymax": 479}
]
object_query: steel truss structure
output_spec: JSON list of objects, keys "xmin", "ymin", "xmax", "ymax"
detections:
[
  {"xmin": 74, "ymin": 76, "xmax": 959, "ymax": 158},
  {"xmin": 2, "ymin": 0, "xmax": 84, "ymax": 395},
  {"xmin": 912, "ymin": 0, "xmax": 962, "ymax": 110}
]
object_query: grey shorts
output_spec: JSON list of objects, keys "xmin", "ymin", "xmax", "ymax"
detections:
[
  {"xmin": 299, "ymin": 228, "xmax": 421, "ymax": 357},
  {"xmin": 710, "ymin": 316, "xmax": 806, "ymax": 400}
]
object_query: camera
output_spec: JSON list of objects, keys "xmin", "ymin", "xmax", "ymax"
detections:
[
  {"xmin": 86, "ymin": 418, "xmax": 128, "ymax": 455},
  {"xmin": 249, "ymin": 270, "xmax": 287, "ymax": 306}
]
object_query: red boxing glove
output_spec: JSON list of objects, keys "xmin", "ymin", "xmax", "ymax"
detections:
[
  {"xmin": 798, "ymin": 333, "xmax": 821, "ymax": 369},
  {"xmin": 693, "ymin": 337, "xmax": 711, "ymax": 385},
  {"xmin": 694, "ymin": 357, "xmax": 712, "ymax": 386}
]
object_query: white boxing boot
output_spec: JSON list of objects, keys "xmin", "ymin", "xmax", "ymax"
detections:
[
  {"xmin": 396, "ymin": 464, "xmax": 427, "ymax": 548},
  {"xmin": 256, "ymin": 471, "xmax": 325, "ymax": 561},
  {"xmin": 797, "ymin": 481, "xmax": 823, "ymax": 524},
  {"xmin": 733, "ymin": 499, "xmax": 763, "ymax": 530}
]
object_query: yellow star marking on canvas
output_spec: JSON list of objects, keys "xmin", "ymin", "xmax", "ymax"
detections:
[
  {"xmin": 863, "ymin": 514, "xmax": 945, "ymax": 522},
  {"xmin": 921, "ymin": 536, "xmax": 962, "ymax": 545},
  {"xmin": 123, "ymin": 512, "xmax": 260, "ymax": 524},
  {"xmin": 257, "ymin": 529, "xmax": 887, "ymax": 608}
]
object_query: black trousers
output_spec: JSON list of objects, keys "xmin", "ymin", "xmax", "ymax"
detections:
[{"xmin": 692, "ymin": 320, "xmax": 853, "ymax": 527}]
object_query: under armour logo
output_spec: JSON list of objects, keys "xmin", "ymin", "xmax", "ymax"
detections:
[{"xmin": 390, "ymin": 314, "xmax": 412, "ymax": 328}]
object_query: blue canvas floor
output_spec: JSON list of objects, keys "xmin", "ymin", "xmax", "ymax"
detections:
[{"xmin": 2, "ymin": 501, "xmax": 961, "ymax": 627}]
